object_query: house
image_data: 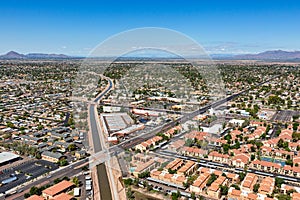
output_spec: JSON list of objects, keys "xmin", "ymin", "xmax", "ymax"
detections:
[
  {"xmin": 150, "ymin": 170, "xmax": 162, "ymax": 180},
  {"xmin": 180, "ymin": 146, "xmax": 207, "ymax": 158},
  {"xmin": 134, "ymin": 136, "xmax": 163, "ymax": 152},
  {"xmin": 228, "ymin": 188, "xmax": 242, "ymax": 200},
  {"xmin": 279, "ymin": 129, "xmax": 293, "ymax": 142},
  {"xmin": 132, "ymin": 153, "xmax": 152, "ymax": 163},
  {"xmin": 294, "ymin": 156, "xmax": 300, "ymax": 166},
  {"xmin": 189, "ymin": 172, "xmax": 210, "ymax": 194},
  {"xmin": 42, "ymin": 180, "xmax": 74, "ymax": 199},
  {"xmin": 292, "ymin": 193, "xmax": 300, "ymax": 200},
  {"xmin": 171, "ymin": 174, "xmax": 186, "ymax": 186},
  {"xmin": 163, "ymin": 126, "xmax": 182, "ymax": 138},
  {"xmin": 75, "ymin": 150, "xmax": 86, "ymax": 159},
  {"xmin": 241, "ymin": 173, "xmax": 258, "ymax": 192},
  {"xmin": 41, "ymin": 151, "xmax": 65, "ymax": 163},
  {"xmin": 208, "ymin": 151, "xmax": 229, "ymax": 163},
  {"xmin": 207, "ymin": 176, "xmax": 227, "ymax": 199},
  {"xmin": 263, "ymin": 138, "xmax": 279, "ymax": 148},
  {"xmin": 250, "ymin": 160, "xmax": 281, "ymax": 173},
  {"xmin": 292, "ymin": 166, "xmax": 300, "ymax": 177},
  {"xmin": 26, "ymin": 195, "xmax": 44, "ymax": 200},
  {"xmin": 169, "ymin": 139, "xmax": 185, "ymax": 151},
  {"xmin": 231, "ymin": 153, "xmax": 251, "ymax": 168},
  {"xmin": 165, "ymin": 158, "xmax": 183, "ymax": 171},
  {"xmin": 258, "ymin": 177, "xmax": 275, "ymax": 195},
  {"xmin": 184, "ymin": 131, "xmax": 207, "ymax": 141},
  {"xmin": 250, "ymin": 121, "xmax": 264, "ymax": 127},
  {"xmin": 247, "ymin": 126, "xmax": 266, "ymax": 140},
  {"xmin": 215, "ymin": 138, "xmax": 227, "ymax": 146},
  {"xmin": 133, "ymin": 160, "xmax": 158, "ymax": 178},
  {"xmin": 53, "ymin": 193, "xmax": 73, "ymax": 200},
  {"xmin": 226, "ymin": 173, "xmax": 239, "ymax": 184},
  {"xmin": 135, "ymin": 142, "xmax": 148, "ymax": 152},
  {"xmin": 177, "ymin": 160, "xmax": 197, "ymax": 176},
  {"xmin": 282, "ymin": 165, "xmax": 293, "ymax": 176},
  {"xmin": 274, "ymin": 149, "xmax": 294, "ymax": 160},
  {"xmin": 289, "ymin": 141, "xmax": 300, "ymax": 151},
  {"xmin": 245, "ymin": 193, "xmax": 258, "ymax": 200}
]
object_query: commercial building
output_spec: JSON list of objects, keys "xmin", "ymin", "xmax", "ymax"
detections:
[
  {"xmin": 41, "ymin": 151, "xmax": 65, "ymax": 163},
  {"xmin": 42, "ymin": 180, "xmax": 74, "ymax": 199},
  {"xmin": 0, "ymin": 152, "xmax": 20, "ymax": 166}
]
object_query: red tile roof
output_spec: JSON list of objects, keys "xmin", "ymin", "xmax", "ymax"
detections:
[
  {"xmin": 247, "ymin": 193, "xmax": 258, "ymax": 200},
  {"xmin": 209, "ymin": 151, "xmax": 229, "ymax": 158},
  {"xmin": 252, "ymin": 160, "xmax": 281, "ymax": 169},
  {"xmin": 230, "ymin": 189, "xmax": 241, "ymax": 197},
  {"xmin": 242, "ymin": 173, "xmax": 257, "ymax": 189},
  {"xmin": 42, "ymin": 180, "xmax": 74, "ymax": 197},
  {"xmin": 53, "ymin": 193, "xmax": 73, "ymax": 200},
  {"xmin": 232, "ymin": 153, "xmax": 250, "ymax": 164},
  {"xmin": 26, "ymin": 195, "xmax": 44, "ymax": 200},
  {"xmin": 292, "ymin": 193, "xmax": 300, "ymax": 200}
]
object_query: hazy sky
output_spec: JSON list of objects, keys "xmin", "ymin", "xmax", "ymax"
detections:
[{"xmin": 1, "ymin": 0, "xmax": 299, "ymax": 55}]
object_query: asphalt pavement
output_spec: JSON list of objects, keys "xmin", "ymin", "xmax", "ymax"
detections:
[{"xmin": 4, "ymin": 159, "xmax": 88, "ymax": 200}]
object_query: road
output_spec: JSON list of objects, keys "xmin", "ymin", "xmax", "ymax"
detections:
[
  {"xmin": 2, "ymin": 74, "xmax": 280, "ymax": 200},
  {"xmin": 4, "ymin": 76, "xmax": 114, "ymax": 200},
  {"xmin": 0, "ymin": 160, "xmax": 58, "ymax": 194},
  {"xmin": 90, "ymin": 75, "xmax": 281, "ymax": 166},
  {"xmin": 99, "ymin": 103, "xmax": 187, "ymax": 115},
  {"xmin": 3, "ymin": 159, "xmax": 88, "ymax": 200},
  {"xmin": 155, "ymin": 150, "xmax": 300, "ymax": 185}
]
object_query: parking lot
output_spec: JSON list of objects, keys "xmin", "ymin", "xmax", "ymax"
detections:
[
  {"xmin": 0, "ymin": 160, "xmax": 58, "ymax": 194},
  {"xmin": 272, "ymin": 110, "xmax": 299, "ymax": 122}
]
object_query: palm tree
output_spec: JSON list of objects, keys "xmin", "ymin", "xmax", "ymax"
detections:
[{"xmin": 72, "ymin": 176, "xmax": 80, "ymax": 187}]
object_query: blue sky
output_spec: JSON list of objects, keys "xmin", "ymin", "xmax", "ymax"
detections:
[{"xmin": 1, "ymin": 0, "xmax": 300, "ymax": 55}]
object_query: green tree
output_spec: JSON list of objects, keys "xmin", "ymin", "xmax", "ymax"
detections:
[
  {"xmin": 275, "ymin": 177, "xmax": 285, "ymax": 187},
  {"xmin": 206, "ymin": 173, "xmax": 217, "ymax": 186},
  {"xmin": 171, "ymin": 191, "xmax": 181, "ymax": 200},
  {"xmin": 58, "ymin": 158, "xmax": 68, "ymax": 166},
  {"xmin": 285, "ymin": 159, "xmax": 293, "ymax": 166},
  {"xmin": 168, "ymin": 168, "xmax": 177, "ymax": 174},
  {"xmin": 231, "ymin": 184, "xmax": 240, "ymax": 190},
  {"xmin": 222, "ymin": 144, "xmax": 230, "ymax": 154},
  {"xmin": 239, "ymin": 172, "xmax": 246, "ymax": 182},
  {"xmin": 72, "ymin": 176, "xmax": 80, "ymax": 187},
  {"xmin": 278, "ymin": 139, "xmax": 284, "ymax": 148},
  {"xmin": 138, "ymin": 171, "xmax": 150, "ymax": 178},
  {"xmin": 253, "ymin": 183, "xmax": 260, "ymax": 193},
  {"xmin": 276, "ymin": 194, "xmax": 291, "ymax": 200},
  {"xmin": 185, "ymin": 138, "xmax": 194, "ymax": 147},
  {"xmin": 220, "ymin": 185, "xmax": 229, "ymax": 195},
  {"xmin": 123, "ymin": 178, "xmax": 133, "ymax": 187},
  {"xmin": 68, "ymin": 144, "xmax": 77, "ymax": 151},
  {"xmin": 191, "ymin": 192, "xmax": 196, "ymax": 200}
]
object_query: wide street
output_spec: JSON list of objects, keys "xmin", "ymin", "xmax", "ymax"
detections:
[
  {"xmin": 154, "ymin": 150, "xmax": 300, "ymax": 184},
  {"xmin": 1, "ymin": 73, "xmax": 283, "ymax": 200},
  {"xmin": 90, "ymin": 74, "xmax": 281, "ymax": 166},
  {"xmin": 3, "ymin": 158, "xmax": 88, "ymax": 200}
]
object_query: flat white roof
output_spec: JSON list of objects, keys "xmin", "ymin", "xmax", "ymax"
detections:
[
  {"xmin": 74, "ymin": 188, "xmax": 80, "ymax": 196},
  {"xmin": 0, "ymin": 152, "xmax": 20, "ymax": 164}
]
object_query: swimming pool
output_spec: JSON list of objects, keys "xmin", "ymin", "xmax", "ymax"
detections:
[
  {"xmin": 261, "ymin": 156, "xmax": 286, "ymax": 167},
  {"xmin": 130, "ymin": 167, "xmax": 136, "ymax": 173}
]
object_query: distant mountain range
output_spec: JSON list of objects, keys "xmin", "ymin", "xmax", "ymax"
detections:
[
  {"xmin": 233, "ymin": 50, "xmax": 300, "ymax": 60},
  {"xmin": 0, "ymin": 51, "xmax": 72, "ymax": 59},
  {"xmin": 1, "ymin": 50, "xmax": 300, "ymax": 60}
]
